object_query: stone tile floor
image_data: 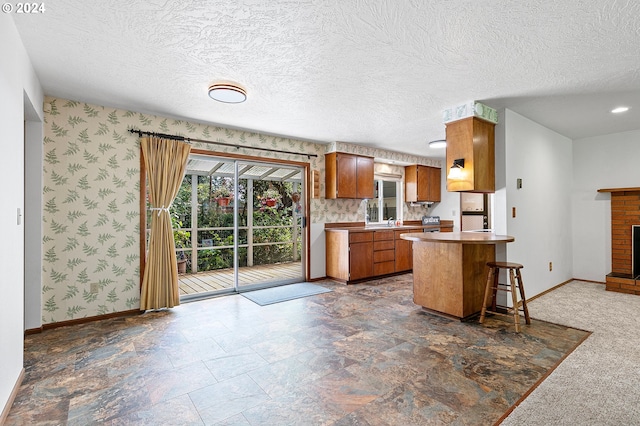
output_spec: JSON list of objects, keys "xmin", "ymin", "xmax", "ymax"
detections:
[{"xmin": 6, "ymin": 274, "xmax": 589, "ymax": 425}]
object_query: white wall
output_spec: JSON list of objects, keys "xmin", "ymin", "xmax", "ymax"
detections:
[
  {"xmin": 501, "ymin": 109, "xmax": 574, "ymax": 297},
  {"xmin": 572, "ymin": 129, "xmax": 640, "ymax": 281},
  {"xmin": 0, "ymin": 13, "xmax": 43, "ymax": 416},
  {"xmin": 431, "ymin": 166, "xmax": 461, "ymax": 231}
]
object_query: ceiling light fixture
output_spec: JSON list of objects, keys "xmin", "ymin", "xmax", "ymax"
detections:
[
  {"xmin": 429, "ymin": 139, "xmax": 447, "ymax": 149},
  {"xmin": 611, "ymin": 106, "xmax": 629, "ymax": 114},
  {"xmin": 208, "ymin": 83, "xmax": 247, "ymax": 103}
]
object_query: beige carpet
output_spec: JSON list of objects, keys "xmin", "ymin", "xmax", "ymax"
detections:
[{"xmin": 502, "ymin": 280, "xmax": 640, "ymax": 425}]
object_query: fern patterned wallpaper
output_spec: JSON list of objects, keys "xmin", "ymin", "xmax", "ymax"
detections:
[{"xmin": 42, "ymin": 96, "xmax": 441, "ymax": 323}]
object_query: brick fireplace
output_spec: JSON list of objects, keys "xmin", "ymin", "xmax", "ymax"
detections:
[{"xmin": 599, "ymin": 187, "xmax": 640, "ymax": 294}]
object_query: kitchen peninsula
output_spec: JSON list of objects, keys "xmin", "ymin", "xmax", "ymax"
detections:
[{"xmin": 400, "ymin": 231, "xmax": 514, "ymax": 320}]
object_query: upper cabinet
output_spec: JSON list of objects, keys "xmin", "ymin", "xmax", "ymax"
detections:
[
  {"xmin": 325, "ymin": 152, "xmax": 374, "ymax": 199},
  {"xmin": 445, "ymin": 117, "xmax": 495, "ymax": 193},
  {"xmin": 405, "ymin": 165, "xmax": 441, "ymax": 202}
]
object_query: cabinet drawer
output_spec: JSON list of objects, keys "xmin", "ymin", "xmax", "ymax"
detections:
[
  {"xmin": 374, "ymin": 230, "xmax": 394, "ymax": 241},
  {"xmin": 374, "ymin": 240, "xmax": 395, "ymax": 251},
  {"xmin": 349, "ymin": 231, "xmax": 373, "ymax": 243},
  {"xmin": 373, "ymin": 249, "xmax": 395, "ymax": 263},
  {"xmin": 373, "ymin": 261, "xmax": 395, "ymax": 276}
]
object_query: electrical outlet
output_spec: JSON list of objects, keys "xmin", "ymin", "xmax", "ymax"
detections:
[
  {"xmin": 549, "ymin": 262, "xmax": 553, "ymax": 271},
  {"xmin": 90, "ymin": 283, "xmax": 99, "ymax": 294}
]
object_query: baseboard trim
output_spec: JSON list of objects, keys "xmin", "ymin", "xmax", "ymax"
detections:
[
  {"xmin": 573, "ymin": 278, "xmax": 606, "ymax": 285},
  {"xmin": 24, "ymin": 326, "xmax": 43, "ymax": 336},
  {"xmin": 524, "ymin": 279, "xmax": 574, "ymax": 305},
  {"xmin": 1, "ymin": 367, "xmax": 24, "ymax": 425},
  {"xmin": 307, "ymin": 276, "xmax": 327, "ymax": 282},
  {"xmin": 35, "ymin": 309, "xmax": 142, "ymax": 332},
  {"xmin": 523, "ymin": 278, "xmax": 604, "ymax": 306}
]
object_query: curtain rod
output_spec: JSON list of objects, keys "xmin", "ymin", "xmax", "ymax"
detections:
[{"xmin": 128, "ymin": 128, "xmax": 318, "ymax": 159}]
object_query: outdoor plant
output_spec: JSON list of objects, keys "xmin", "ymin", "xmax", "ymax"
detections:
[
  {"xmin": 262, "ymin": 187, "xmax": 281, "ymax": 201},
  {"xmin": 260, "ymin": 187, "xmax": 282, "ymax": 208},
  {"xmin": 212, "ymin": 185, "xmax": 231, "ymax": 199}
]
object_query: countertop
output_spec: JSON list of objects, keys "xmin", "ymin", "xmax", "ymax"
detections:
[
  {"xmin": 324, "ymin": 220, "xmax": 453, "ymax": 233},
  {"xmin": 400, "ymin": 231, "xmax": 514, "ymax": 244},
  {"xmin": 325, "ymin": 225, "xmax": 436, "ymax": 233}
]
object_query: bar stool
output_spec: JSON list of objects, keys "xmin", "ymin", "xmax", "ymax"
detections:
[{"xmin": 479, "ymin": 261, "xmax": 531, "ymax": 332}]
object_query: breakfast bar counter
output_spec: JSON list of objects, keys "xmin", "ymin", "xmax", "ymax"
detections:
[{"xmin": 400, "ymin": 231, "xmax": 515, "ymax": 320}]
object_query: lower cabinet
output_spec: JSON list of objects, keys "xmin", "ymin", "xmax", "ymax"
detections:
[
  {"xmin": 373, "ymin": 231, "xmax": 395, "ymax": 276},
  {"xmin": 326, "ymin": 227, "xmax": 424, "ymax": 283},
  {"xmin": 394, "ymin": 230, "xmax": 413, "ymax": 272},
  {"xmin": 349, "ymin": 236, "xmax": 373, "ymax": 281}
]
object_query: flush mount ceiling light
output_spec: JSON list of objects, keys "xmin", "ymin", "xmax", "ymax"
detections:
[
  {"xmin": 611, "ymin": 106, "xmax": 629, "ymax": 114},
  {"xmin": 208, "ymin": 83, "xmax": 247, "ymax": 103},
  {"xmin": 429, "ymin": 139, "xmax": 447, "ymax": 149}
]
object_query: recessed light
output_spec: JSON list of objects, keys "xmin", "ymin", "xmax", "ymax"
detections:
[
  {"xmin": 208, "ymin": 83, "xmax": 247, "ymax": 103},
  {"xmin": 611, "ymin": 106, "xmax": 629, "ymax": 114},
  {"xmin": 429, "ymin": 139, "xmax": 447, "ymax": 149}
]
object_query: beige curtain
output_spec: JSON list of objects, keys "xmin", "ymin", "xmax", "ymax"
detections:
[{"xmin": 140, "ymin": 136, "xmax": 191, "ymax": 310}]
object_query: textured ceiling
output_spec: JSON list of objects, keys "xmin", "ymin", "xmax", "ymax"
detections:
[{"xmin": 12, "ymin": 0, "xmax": 640, "ymax": 157}]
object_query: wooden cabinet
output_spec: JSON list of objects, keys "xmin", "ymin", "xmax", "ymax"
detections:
[
  {"xmin": 327, "ymin": 227, "xmax": 432, "ymax": 283},
  {"xmin": 326, "ymin": 230, "xmax": 373, "ymax": 282},
  {"xmin": 405, "ymin": 165, "xmax": 441, "ymax": 202},
  {"xmin": 445, "ymin": 117, "xmax": 495, "ymax": 193},
  {"xmin": 325, "ymin": 152, "xmax": 374, "ymax": 199},
  {"xmin": 373, "ymin": 230, "xmax": 395, "ymax": 276},
  {"xmin": 348, "ymin": 232, "xmax": 373, "ymax": 281},
  {"xmin": 394, "ymin": 229, "xmax": 413, "ymax": 272}
]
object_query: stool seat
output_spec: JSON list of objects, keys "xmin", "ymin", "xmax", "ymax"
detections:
[
  {"xmin": 480, "ymin": 261, "xmax": 530, "ymax": 332},
  {"xmin": 486, "ymin": 261, "xmax": 523, "ymax": 269}
]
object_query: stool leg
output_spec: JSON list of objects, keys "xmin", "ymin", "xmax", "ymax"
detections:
[
  {"xmin": 491, "ymin": 267, "xmax": 499, "ymax": 312},
  {"xmin": 516, "ymin": 269, "xmax": 531, "ymax": 325},
  {"xmin": 479, "ymin": 267, "xmax": 494, "ymax": 324},
  {"xmin": 509, "ymin": 269, "xmax": 521, "ymax": 332}
]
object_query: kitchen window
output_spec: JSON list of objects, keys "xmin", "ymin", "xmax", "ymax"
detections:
[{"xmin": 366, "ymin": 178, "xmax": 402, "ymax": 224}]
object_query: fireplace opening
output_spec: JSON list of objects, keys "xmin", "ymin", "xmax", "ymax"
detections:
[{"xmin": 633, "ymin": 225, "xmax": 640, "ymax": 278}]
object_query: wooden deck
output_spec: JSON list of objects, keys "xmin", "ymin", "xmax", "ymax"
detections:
[{"xmin": 179, "ymin": 262, "xmax": 303, "ymax": 295}]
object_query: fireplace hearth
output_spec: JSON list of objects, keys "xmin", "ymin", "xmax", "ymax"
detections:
[{"xmin": 598, "ymin": 187, "xmax": 640, "ymax": 295}]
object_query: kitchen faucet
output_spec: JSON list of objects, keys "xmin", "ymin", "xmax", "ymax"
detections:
[{"xmin": 387, "ymin": 217, "xmax": 394, "ymax": 227}]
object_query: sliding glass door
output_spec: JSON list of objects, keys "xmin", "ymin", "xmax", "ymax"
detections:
[
  {"xmin": 173, "ymin": 154, "xmax": 306, "ymax": 300},
  {"xmin": 236, "ymin": 159, "xmax": 305, "ymax": 290}
]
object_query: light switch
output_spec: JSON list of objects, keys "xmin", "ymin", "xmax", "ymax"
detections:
[
  {"xmin": 512, "ymin": 207, "xmax": 516, "ymax": 218},
  {"xmin": 517, "ymin": 178, "xmax": 522, "ymax": 189},
  {"xmin": 17, "ymin": 207, "xmax": 22, "ymax": 225}
]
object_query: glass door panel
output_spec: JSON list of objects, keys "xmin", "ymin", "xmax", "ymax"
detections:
[
  {"xmin": 175, "ymin": 154, "xmax": 306, "ymax": 300},
  {"xmin": 236, "ymin": 160, "xmax": 305, "ymax": 291}
]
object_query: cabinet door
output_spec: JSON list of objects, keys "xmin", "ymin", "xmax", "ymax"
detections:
[
  {"xmin": 337, "ymin": 153, "xmax": 357, "ymax": 198},
  {"xmin": 427, "ymin": 166, "xmax": 441, "ymax": 202},
  {"xmin": 349, "ymin": 241, "xmax": 373, "ymax": 280},
  {"xmin": 416, "ymin": 166, "xmax": 430, "ymax": 201},
  {"xmin": 405, "ymin": 165, "xmax": 418, "ymax": 202},
  {"xmin": 356, "ymin": 156, "xmax": 374, "ymax": 199},
  {"xmin": 395, "ymin": 238, "xmax": 412, "ymax": 272}
]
